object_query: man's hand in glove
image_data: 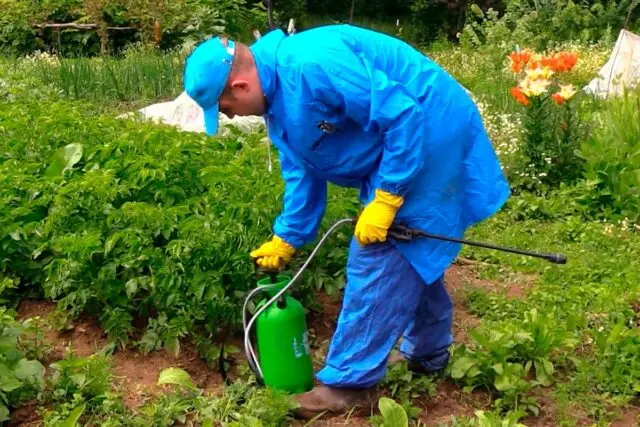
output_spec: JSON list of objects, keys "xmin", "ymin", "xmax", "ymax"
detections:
[
  {"xmin": 354, "ymin": 189, "xmax": 404, "ymax": 245},
  {"xmin": 250, "ymin": 235, "xmax": 296, "ymax": 270}
]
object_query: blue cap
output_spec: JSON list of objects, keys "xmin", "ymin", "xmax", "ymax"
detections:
[{"xmin": 184, "ymin": 37, "xmax": 236, "ymax": 135}]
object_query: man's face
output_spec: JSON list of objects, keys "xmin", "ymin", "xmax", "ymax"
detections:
[{"xmin": 218, "ymin": 76, "xmax": 265, "ymax": 119}]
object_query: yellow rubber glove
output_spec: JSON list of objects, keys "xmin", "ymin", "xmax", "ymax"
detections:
[
  {"xmin": 354, "ymin": 189, "xmax": 404, "ymax": 245},
  {"xmin": 250, "ymin": 235, "xmax": 296, "ymax": 270}
]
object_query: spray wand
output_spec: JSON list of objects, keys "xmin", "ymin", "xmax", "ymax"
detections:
[
  {"xmin": 387, "ymin": 223, "xmax": 567, "ymax": 264},
  {"xmin": 242, "ymin": 217, "xmax": 567, "ymax": 386}
]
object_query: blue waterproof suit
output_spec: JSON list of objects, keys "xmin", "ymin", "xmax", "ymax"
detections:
[{"xmin": 249, "ymin": 25, "xmax": 510, "ymax": 388}]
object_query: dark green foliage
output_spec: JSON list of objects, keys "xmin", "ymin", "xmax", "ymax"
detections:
[
  {"xmin": 578, "ymin": 90, "xmax": 640, "ymax": 223},
  {"xmin": 0, "ymin": 96, "xmax": 356, "ymax": 355},
  {"xmin": 0, "ymin": 0, "xmax": 267, "ymax": 56},
  {"xmin": 460, "ymin": 0, "xmax": 639, "ymax": 50}
]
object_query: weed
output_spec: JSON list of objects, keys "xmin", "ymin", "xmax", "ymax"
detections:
[
  {"xmin": 381, "ymin": 361, "xmax": 438, "ymax": 419},
  {"xmin": 0, "ymin": 308, "xmax": 46, "ymax": 422}
]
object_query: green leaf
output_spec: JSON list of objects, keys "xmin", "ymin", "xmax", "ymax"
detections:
[
  {"xmin": 125, "ymin": 278, "xmax": 138, "ymax": 299},
  {"xmin": 61, "ymin": 404, "xmax": 86, "ymax": 427},
  {"xmin": 0, "ymin": 364, "xmax": 21, "ymax": 392},
  {"xmin": 0, "ymin": 402, "xmax": 9, "ymax": 423},
  {"xmin": 104, "ymin": 233, "xmax": 123, "ymax": 256},
  {"xmin": 13, "ymin": 359, "xmax": 45, "ymax": 381},
  {"xmin": 492, "ymin": 363, "xmax": 504, "ymax": 375},
  {"xmin": 46, "ymin": 143, "xmax": 84, "ymax": 178},
  {"xmin": 534, "ymin": 359, "xmax": 554, "ymax": 386},
  {"xmin": 0, "ymin": 336, "xmax": 18, "ymax": 353},
  {"xmin": 514, "ymin": 332, "xmax": 534, "ymax": 343},
  {"xmin": 50, "ymin": 356, "xmax": 89, "ymax": 371},
  {"xmin": 165, "ymin": 336, "xmax": 180, "ymax": 357},
  {"xmin": 378, "ymin": 397, "xmax": 408, "ymax": 427},
  {"xmin": 451, "ymin": 356, "xmax": 476, "ymax": 379},
  {"xmin": 463, "ymin": 385, "xmax": 478, "ymax": 393},
  {"xmin": 157, "ymin": 367, "xmax": 198, "ymax": 391},
  {"xmin": 466, "ymin": 366, "xmax": 482, "ymax": 378},
  {"xmin": 494, "ymin": 373, "xmax": 516, "ymax": 392},
  {"xmin": 70, "ymin": 373, "xmax": 86, "ymax": 387}
]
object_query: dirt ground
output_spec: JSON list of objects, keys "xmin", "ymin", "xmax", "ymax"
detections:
[{"xmin": 8, "ymin": 264, "xmax": 639, "ymax": 426}]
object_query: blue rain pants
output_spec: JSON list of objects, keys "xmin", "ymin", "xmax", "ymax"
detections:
[{"xmin": 316, "ymin": 237, "xmax": 453, "ymax": 388}]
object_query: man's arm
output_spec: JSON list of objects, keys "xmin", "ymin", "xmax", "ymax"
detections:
[{"xmin": 273, "ymin": 148, "xmax": 328, "ymax": 248}]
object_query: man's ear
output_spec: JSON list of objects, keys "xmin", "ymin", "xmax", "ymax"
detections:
[{"xmin": 229, "ymin": 78, "xmax": 250, "ymax": 92}]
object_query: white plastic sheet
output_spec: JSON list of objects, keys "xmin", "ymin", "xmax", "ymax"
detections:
[
  {"xmin": 121, "ymin": 91, "xmax": 266, "ymax": 134},
  {"xmin": 584, "ymin": 29, "xmax": 640, "ymax": 98}
]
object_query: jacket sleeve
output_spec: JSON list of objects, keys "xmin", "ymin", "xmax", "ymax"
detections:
[
  {"xmin": 273, "ymin": 148, "xmax": 328, "ymax": 248},
  {"xmin": 299, "ymin": 51, "xmax": 427, "ymax": 198}
]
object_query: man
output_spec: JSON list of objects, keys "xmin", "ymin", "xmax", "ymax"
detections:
[{"xmin": 183, "ymin": 24, "xmax": 510, "ymax": 418}]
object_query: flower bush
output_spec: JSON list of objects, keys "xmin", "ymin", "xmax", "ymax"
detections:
[{"xmin": 508, "ymin": 49, "xmax": 586, "ymax": 190}]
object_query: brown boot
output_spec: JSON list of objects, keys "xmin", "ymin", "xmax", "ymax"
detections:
[{"xmin": 293, "ymin": 384, "xmax": 378, "ymax": 419}]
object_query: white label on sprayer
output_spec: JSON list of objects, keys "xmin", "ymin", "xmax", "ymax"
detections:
[
  {"xmin": 293, "ymin": 333, "xmax": 311, "ymax": 358},
  {"xmin": 293, "ymin": 337, "xmax": 302, "ymax": 358},
  {"xmin": 302, "ymin": 332, "xmax": 311, "ymax": 354}
]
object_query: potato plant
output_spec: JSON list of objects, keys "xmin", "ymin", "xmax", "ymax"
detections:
[{"xmin": 0, "ymin": 96, "xmax": 356, "ymax": 356}]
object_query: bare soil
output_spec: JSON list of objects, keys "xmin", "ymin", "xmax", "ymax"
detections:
[
  {"xmin": 9, "ymin": 264, "xmax": 637, "ymax": 426},
  {"xmin": 611, "ymin": 406, "xmax": 640, "ymax": 427},
  {"xmin": 7, "ymin": 401, "xmax": 40, "ymax": 427},
  {"xmin": 451, "ymin": 259, "xmax": 537, "ymax": 300}
]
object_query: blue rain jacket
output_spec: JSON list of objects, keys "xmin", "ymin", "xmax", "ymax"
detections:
[{"xmin": 250, "ymin": 25, "xmax": 510, "ymax": 285}]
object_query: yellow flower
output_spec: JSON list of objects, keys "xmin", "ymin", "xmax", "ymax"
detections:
[
  {"xmin": 558, "ymin": 84, "xmax": 577, "ymax": 100},
  {"xmin": 525, "ymin": 66, "xmax": 554, "ymax": 80},
  {"xmin": 519, "ymin": 77, "xmax": 552, "ymax": 97}
]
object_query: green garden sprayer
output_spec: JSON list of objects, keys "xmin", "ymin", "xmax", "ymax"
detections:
[{"xmin": 242, "ymin": 217, "xmax": 566, "ymax": 394}]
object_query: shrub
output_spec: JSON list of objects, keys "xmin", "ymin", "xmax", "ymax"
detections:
[
  {"xmin": 460, "ymin": 0, "xmax": 633, "ymax": 51},
  {"xmin": 578, "ymin": 90, "xmax": 640, "ymax": 222}
]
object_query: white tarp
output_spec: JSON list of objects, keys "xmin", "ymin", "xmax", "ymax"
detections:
[
  {"xmin": 584, "ymin": 29, "xmax": 640, "ymax": 98},
  {"xmin": 122, "ymin": 91, "xmax": 266, "ymax": 134}
]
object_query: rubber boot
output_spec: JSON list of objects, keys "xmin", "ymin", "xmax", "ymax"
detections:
[{"xmin": 293, "ymin": 384, "xmax": 378, "ymax": 419}]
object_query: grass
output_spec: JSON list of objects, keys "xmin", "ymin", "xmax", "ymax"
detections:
[
  {"xmin": 454, "ymin": 202, "xmax": 640, "ymax": 423},
  {"xmin": 20, "ymin": 43, "xmax": 187, "ymax": 105}
]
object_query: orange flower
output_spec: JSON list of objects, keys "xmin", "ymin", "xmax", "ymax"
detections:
[
  {"xmin": 555, "ymin": 51, "xmax": 578, "ymax": 72},
  {"xmin": 527, "ymin": 53, "xmax": 544, "ymax": 70},
  {"xmin": 543, "ymin": 51, "xmax": 579, "ymax": 72},
  {"xmin": 528, "ymin": 51, "xmax": 578, "ymax": 72},
  {"xmin": 552, "ymin": 93, "xmax": 565, "ymax": 105},
  {"xmin": 508, "ymin": 50, "xmax": 531, "ymax": 73},
  {"xmin": 511, "ymin": 86, "xmax": 530, "ymax": 106},
  {"xmin": 540, "ymin": 55, "xmax": 558, "ymax": 69}
]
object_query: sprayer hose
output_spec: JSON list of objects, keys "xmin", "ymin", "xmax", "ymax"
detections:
[{"xmin": 243, "ymin": 218, "xmax": 353, "ymax": 382}]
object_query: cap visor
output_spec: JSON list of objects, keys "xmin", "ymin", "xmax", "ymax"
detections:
[{"xmin": 203, "ymin": 104, "xmax": 220, "ymax": 136}]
